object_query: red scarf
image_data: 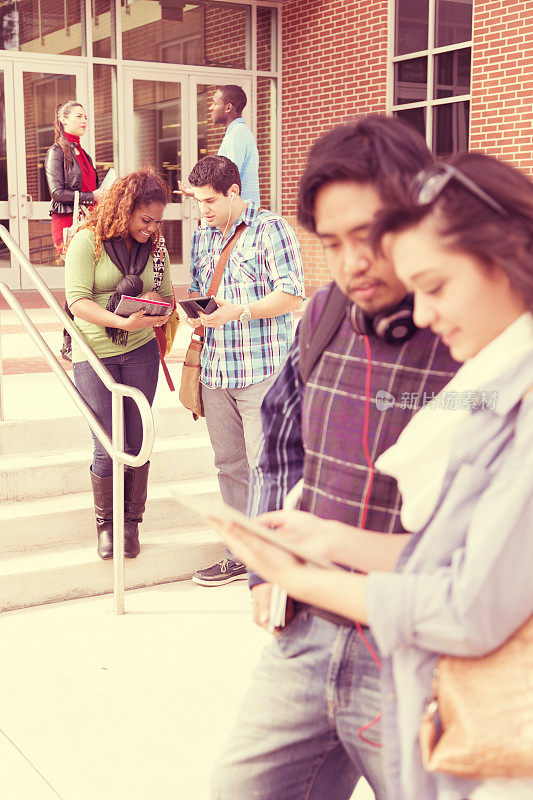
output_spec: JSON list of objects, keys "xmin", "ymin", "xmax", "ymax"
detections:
[{"xmin": 64, "ymin": 131, "xmax": 97, "ymax": 192}]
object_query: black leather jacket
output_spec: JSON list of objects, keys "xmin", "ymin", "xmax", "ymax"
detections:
[{"xmin": 44, "ymin": 142, "xmax": 99, "ymax": 216}]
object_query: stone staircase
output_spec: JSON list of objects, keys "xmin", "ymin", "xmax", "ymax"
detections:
[
  {"xmin": 0, "ymin": 403, "xmax": 224, "ymax": 612},
  {"xmin": 0, "ymin": 299, "xmax": 224, "ymax": 612}
]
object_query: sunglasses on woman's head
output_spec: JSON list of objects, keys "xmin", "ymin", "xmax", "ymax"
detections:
[{"xmin": 411, "ymin": 163, "xmax": 508, "ymax": 217}]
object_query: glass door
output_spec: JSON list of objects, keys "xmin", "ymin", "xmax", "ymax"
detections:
[
  {"xmin": 192, "ymin": 74, "xmax": 253, "ymax": 233},
  {"xmin": 0, "ymin": 64, "xmax": 20, "ymax": 289},
  {"xmin": 12, "ymin": 62, "xmax": 87, "ymax": 289},
  {"xmin": 123, "ymin": 68, "xmax": 190, "ymax": 285},
  {"xmin": 123, "ymin": 69, "xmax": 253, "ymax": 285}
]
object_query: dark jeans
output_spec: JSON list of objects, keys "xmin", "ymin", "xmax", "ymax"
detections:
[{"xmin": 73, "ymin": 338, "xmax": 160, "ymax": 477}]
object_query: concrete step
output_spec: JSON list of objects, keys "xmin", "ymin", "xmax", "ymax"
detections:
[
  {"xmin": 0, "ymin": 404, "xmax": 207, "ymax": 456},
  {"xmin": 0, "ymin": 476, "xmax": 221, "ymax": 553},
  {"xmin": 0, "ymin": 527, "xmax": 225, "ymax": 612},
  {"xmin": 0, "ymin": 434, "xmax": 215, "ymax": 502}
]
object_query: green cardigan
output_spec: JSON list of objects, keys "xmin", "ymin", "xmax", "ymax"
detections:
[{"xmin": 65, "ymin": 228, "xmax": 173, "ymax": 363}]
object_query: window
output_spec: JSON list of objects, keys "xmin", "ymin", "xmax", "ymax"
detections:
[
  {"xmin": 121, "ymin": 0, "xmax": 252, "ymax": 70},
  {"xmin": 392, "ymin": 0, "xmax": 473, "ymax": 156},
  {"xmin": 0, "ymin": 0, "xmax": 85, "ymax": 56}
]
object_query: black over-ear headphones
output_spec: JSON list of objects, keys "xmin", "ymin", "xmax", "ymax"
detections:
[{"xmin": 350, "ymin": 295, "xmax": 417, "ymax": 344}]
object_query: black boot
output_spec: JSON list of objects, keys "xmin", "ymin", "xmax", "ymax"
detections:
[
  {"xmin": 123, "ymin": 462, "xmax": 150, "ymax": 558},
  {"xmin": 90, "ymin": 470, "xmax": 114, "ymax": 560}
]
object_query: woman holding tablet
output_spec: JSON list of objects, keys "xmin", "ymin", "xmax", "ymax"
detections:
[
  {"xmin": 218, "ymin": 152, "xmax": 533, "ymax": 800},
  {"xmin": 65, "ymin": 168, "xmax": 173, "ymax": 560}
]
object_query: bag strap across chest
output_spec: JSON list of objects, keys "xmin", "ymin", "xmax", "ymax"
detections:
[
  {"xmin": 207, "ymin": 221, "xmax": 247, "ymax": 296},
  {"xmin": 195, "ymin": 221, "xmax": 247, "ymax": 339}
]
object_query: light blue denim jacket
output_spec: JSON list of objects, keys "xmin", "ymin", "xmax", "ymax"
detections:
[{"xmin": 366, "ymin": 350, "xmax": 533, "ymax": 800}]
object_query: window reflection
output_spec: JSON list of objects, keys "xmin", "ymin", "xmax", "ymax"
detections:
[
  {"xmin": 433, "ymin": 101, "xmax": 469, "ymax": 156},
  {"xmin": 94, "ymin": 65, "xmax": 118, "ymax": 180},
  {"xmin": 161, "ymin": 220, "xmax": 183, "ymax": 266},
  {"xmin": 0, "ymin": 220, "xmax": 11, "ymax": 267},
  {"xmin": 435, "ymin": 0, "xmax": 473, "ymax": 48},
  {"xmin": 394, "ymin": 57, "xmax": 428, "ymax": 105},
  {"xmin": 395, "ymin": 0, "xmax": 429, "ymax": 56},
  {"xmin": 434, "ymin": 49, "xmax": 471, "ymax": 99},
  {"xmin": 28, "ymin": 220, "xmax": 57, "ymax": 268},
  {"xmin": 121, "ymin": 1, "xmax": 251, "ymax": 70},
  {"xmin": 23, "ymin": 72, "xmax": 77, "ymax": 203},
  {"xmin": 394, "ymin": 107, "xmax": 427, "ymax": 139},
  {"xmin": 197, "ymin": 84, "xmax": 227, "ymax": 162},
  {"xmin": 132, "ymin": 80, "xmax": 182, "ymax": 201},
  {"xmin": 257, "ymin": 77, "xmax": 276, "ymax": 210},
  {"xmin": 93, "ymin": 0, "xmax": 116, "ymax": 58},
  {"xmin": 257, "ymin": 6, "xmax": 277, "ymax": 71},
  {"xmin": 0, "ymin": 71, "xmax": 6, "ymax": 201},
  {"xmin": 0, "ymin": 0, "xmax": 84, "ymax": 56}
]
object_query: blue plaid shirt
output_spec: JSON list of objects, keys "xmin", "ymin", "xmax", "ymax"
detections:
[{"xmin": 189, "ymin": 202, "xmax": 305, "ymax": 389}]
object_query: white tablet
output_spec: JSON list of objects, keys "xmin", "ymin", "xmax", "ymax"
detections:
[{"xmin": 174, "ymin": 491, "xmax": 340, "ymax": 571}]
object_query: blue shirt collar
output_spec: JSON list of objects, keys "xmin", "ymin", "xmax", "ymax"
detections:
[{"xmin": 225, "ymin": 117, "xmax": 245, "ymax": 135}]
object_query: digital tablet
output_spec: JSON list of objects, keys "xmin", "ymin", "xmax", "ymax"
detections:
[
  {"xmin": 178, "ymin": 296, "xmax": 218, "ymax": 319},
  {"xmin": 115, "ymin": 295, "xmax": 172, "ymax": 317},
  {"xmin": 173, "ymin": 491, "xmax": 340, "ymax": 570}
]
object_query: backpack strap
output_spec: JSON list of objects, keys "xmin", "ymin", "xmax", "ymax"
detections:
[{"xmin": 298, "ymin": 282, "xmax": 351, "ymax": 385}]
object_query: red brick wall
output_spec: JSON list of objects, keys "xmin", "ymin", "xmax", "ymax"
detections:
[
  {"xmin": 281, "ymin": 0, "xmax": 389, "ymax": 289},
  {"xmin": 469, "ymin": 0, "xmax": 533, "ymax": 177}
]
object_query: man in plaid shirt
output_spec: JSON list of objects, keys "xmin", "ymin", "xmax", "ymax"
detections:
[
  {"xmin": 211, "ymin": 119, "xmax": 458, "ymax": 798},
  {"xmin": 185, "ymin": 155, "xmax": 305, "ymax": 587}
]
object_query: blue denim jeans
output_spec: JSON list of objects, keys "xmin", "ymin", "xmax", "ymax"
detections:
[
  {"xmin": 73, "ymin": 338, "xmax": 159, "ymax": 477},
  {"xmin": 211, "ymin": 609, "xmax": 387, "ymax": 800}
]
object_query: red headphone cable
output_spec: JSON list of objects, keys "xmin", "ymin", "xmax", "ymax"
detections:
[{"xmin": 355, "ymin": 333, "xmax": 383, "ymax": 748}]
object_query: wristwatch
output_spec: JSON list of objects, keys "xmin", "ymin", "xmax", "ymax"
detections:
[{"xmin": 239, "ymin": 304, "xmax": 252, "ymax": 323}]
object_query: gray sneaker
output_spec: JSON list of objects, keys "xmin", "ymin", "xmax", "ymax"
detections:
[{"xmin": 192, "ymin": 558, "xmax": 248, "ymax": 586}]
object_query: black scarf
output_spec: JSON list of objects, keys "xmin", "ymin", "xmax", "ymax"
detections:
[{"xmin": 104, "ymin": 237, "xmax": 152, "ymax": 345}]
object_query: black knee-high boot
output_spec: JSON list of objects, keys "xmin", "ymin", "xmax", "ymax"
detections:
[
  {"xmin": 123, "ymin": 461, "xmax": 150, "ymax": 558},
  {"xmin": 90, "ymin": 470, "xmax": 114, "ymax": 560}
]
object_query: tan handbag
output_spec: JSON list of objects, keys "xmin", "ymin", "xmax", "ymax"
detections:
[
  {"xmin": 179, "ymin": 337, "xmax": 204, "ymax": 419},
  {"xmin": 179, "ymin": 222, "xmax": 246, "ymax": 419},
  {"xmin": 419, "ymin": 613, "xmax": 533, "ymax": 778}
]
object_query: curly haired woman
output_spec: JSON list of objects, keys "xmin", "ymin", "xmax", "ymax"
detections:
[{"xmin": 65, "ymin": 168, "xmax": 173, "ymax": 560}]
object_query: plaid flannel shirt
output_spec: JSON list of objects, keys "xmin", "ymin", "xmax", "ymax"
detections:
[
  {"xmin": 249, "ymin": 284, "xmax": 459, "ymax": 588},
  {"xmin": 189, "ymin": 201, "xmax": 305, "ymax": 389}
]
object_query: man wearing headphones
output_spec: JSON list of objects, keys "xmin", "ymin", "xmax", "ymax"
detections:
[
  {"xmin": 211, "ymin": 118, "xmax": 459, "ymax": 798},
  {"xmin": 186, "ymin": 155, "xmax": 305, "ymax": 586}
]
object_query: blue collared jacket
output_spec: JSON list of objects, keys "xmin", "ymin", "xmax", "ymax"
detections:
[{"xmin": 367, "ymin": 350, "xmax": 533, "ymax": 800}]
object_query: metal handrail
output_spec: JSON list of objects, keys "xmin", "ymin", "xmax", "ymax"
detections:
[{"xmin": 0, "ymin": 225, "xmax": 156, "ymax": 616}]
